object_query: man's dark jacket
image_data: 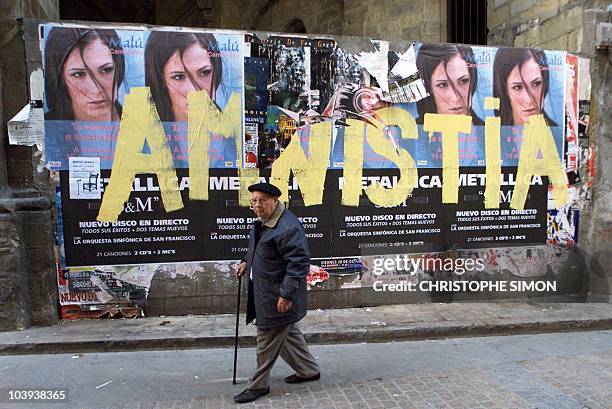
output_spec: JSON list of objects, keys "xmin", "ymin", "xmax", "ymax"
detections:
[{"xmin": 244, "ymin": 201, "xmax": 310, "ymax": 330}]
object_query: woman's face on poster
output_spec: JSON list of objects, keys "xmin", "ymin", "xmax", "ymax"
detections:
[
  {"xmin": 163, "ymin": 42, "xmax": 214, "ymax": 122},
  {"xmin": 430, "ymin": 54, "xmax": 471, "ymax": 116},
  {"xmin": 62, "ymin": 38, "xmax": 116, "ymax": 121},
  {"xmin": 506, "ymin": 56, "xmax": 543, "ymax": 126}
]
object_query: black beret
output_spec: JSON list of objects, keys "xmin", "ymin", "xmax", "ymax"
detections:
[{"xmin": 248, "ymin": 182, "xmax": 282, "ymax": 197}]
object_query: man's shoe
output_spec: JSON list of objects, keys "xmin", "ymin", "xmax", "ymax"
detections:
[
  {"xmin": 284, "ymin": 373, "xmax": 321, "ymax": 384},
  {"xmin": 234, "ymin": 387, "xmax": 270, "ymax": 404}
]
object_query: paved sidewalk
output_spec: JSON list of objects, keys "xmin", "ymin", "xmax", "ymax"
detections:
[
  {"xmin": 1, "ymin": 302, "xmax": 611, "ymax": 355},
  {"xmin": 2, "ymin": 330, "xmax": 611, "ymax": 408}
]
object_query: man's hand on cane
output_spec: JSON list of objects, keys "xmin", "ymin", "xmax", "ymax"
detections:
[
  {"xmin": 277, "ymin": 296, "xmax": 292, "ymax": 313},
  {"xmin": 235, "ymin": 261, "xmax": 247, "ymax": 278}
]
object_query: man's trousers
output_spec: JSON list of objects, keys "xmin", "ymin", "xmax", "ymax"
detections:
[{"xmin": 247, "ymin": 322, "xmax": 320, "ymax": 390}]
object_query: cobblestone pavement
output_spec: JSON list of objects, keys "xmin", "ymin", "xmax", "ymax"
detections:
[
  {"xmin": 134, "ymin": 351, "xmax": 612, "ymax": 409},
  {"xmin": 1, "ymin": 330, "xmax": 611, "ymax": 409}
]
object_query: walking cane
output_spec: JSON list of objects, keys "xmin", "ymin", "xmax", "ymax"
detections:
[{"xmin": 232, "ymin": 273, "xmax": 242, "ymax": 385}]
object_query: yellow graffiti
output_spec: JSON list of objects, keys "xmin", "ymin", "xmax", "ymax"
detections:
[
  {"xmin": 484, "ymin": 115, "xmax": 502, "ymax": 208},
  {"xmin": 511, "ymin": 114, "xmax": 568, "ymax": 210},
  {"xmin": 271, "ymin": 122, "xmax": 332, "ymax": 204},
  {"xmin": 97, "ymin": 89, "xmax": 569, "ymax": 216},
  {"xmin": 341, "ymin": 120, "xmax": 365, "ymax": 206},
  {"xmin": 484, "ymin": 97, "xmax": 500, "ymax": 110},
  {"xmin": 97, "ymin": 87, "xmax": 182, "ymax": 222},
  {"xmin": 423, "ymin": 113, "xmax": 472, "ymax": 203},
  {"xmin": 363, "ymin": 107, "xmax": 418, "ymax": 207},
  {"xmin": 188, "ymin": 91, "xmax": 257, "ymax": 206}
]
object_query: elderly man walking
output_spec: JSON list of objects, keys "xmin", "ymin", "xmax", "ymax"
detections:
[{"xmin": 233, "ymin": 182, "xmax": 321, "ymax": 404}]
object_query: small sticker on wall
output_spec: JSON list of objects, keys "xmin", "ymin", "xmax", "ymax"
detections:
[{"xmin": 69, "ymin": 157, "xmax": 101, "ymax": 199}]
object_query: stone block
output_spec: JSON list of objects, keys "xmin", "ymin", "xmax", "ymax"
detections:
[
  {"xmin": 22, "ymin": 19, "xmax": 41, "ymax": 41},
  {"xmin": 383, "ymin": 0, "xmax": 421, "ymax": 13},
  {"xmin": 26, "ymin": 245, "xmax": 54, "ymax": 273},
  {"xmin": 567, "ymin": 28, "xmax": 583, "ymax": 53},
  {"xmin": 143, "ymin": 296, "xmax": 164, "ymax": 316},
  {"xmin": 1, "ymin": 55, "xmax": 28, "ymax": 117},
  {"xmin": 18, "ymin": 210, "xmax": 52, "ymax": 246},
  {"xmin": 511, "ymin": 0, "xmax": 536, "ymax": 16},
  {"xmin": 424, "ymin": 21, "xmax": 441, "ymax": 37},
  {"xmin": 522, "ymin": 0, "xmax": 560, "ymax": 23},
  {"xmin": 489, "ymin": 5, "xmax": 510, "ymax": 30},
  {"xmin": 402, "ymin": 27, "xmax": 420, "ymax": 42},
  {"xmin": 514, "ymin": 26, "xmax": 542, "ymax": 48},
  {"xmin": 24, "ymin": 40, "xmax": 41, "ymax": 63},
  {"xmin": 541, "ymin": 6, "xmax": 582, "ymax": 43},
  {"xmin": 149, "ymin": 295, "xmax": 205, "ymax": 316},
  {"xmin": 581, "ymin": 9, "xmax": 609, "ymax": 56},
  {"xmin": 0, "ymin": 213, "xmax": 31, "ymax": 331},
  {"xmin": 0, "ymin": 275, "xmax": 30, "ymax": 331},
  {"xmin": 150, "ymin": 277, "xmax": 197, "ymax": 298},
  {"xmin": 540, "ymin": 33, "xmax": 569, "ymax": 51},
  {"xmin": 423, "ymin": 1, "xmax": 441, "ymax": 23},
  {"xmin": 194, "ymin": 269, "xmax": 236, "ymax": 296}
]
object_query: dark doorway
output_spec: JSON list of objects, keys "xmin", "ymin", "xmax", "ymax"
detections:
[{"xmin": 284, "ymin": 19, "xmax": 307, "ymax": 34}]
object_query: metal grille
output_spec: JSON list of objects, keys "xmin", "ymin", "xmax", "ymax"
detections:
[{"xmin": 447, "ymin": 0, "xmax": 488, "ymax": 45}]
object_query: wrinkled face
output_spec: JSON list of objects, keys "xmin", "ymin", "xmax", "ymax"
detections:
[
  {"xmin": 62, "ymin": 38, "xmax": 116, "ymax": 121},
  {"xmin": 506, "ymin": 56, "xmax": 543, "ymax": 126},
  {"xmin": 250, "ymin": 191, "xmax": 277, "ymax": 221},
  {"xmin": 163, "ymin": 42, "xmax": 214, "ymax": 122},
  {"xmin": 430, "ymin": 54, "xmax": 471, "ymax": 116}
]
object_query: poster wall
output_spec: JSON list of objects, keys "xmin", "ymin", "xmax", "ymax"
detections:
[{"xmin": 40, "ymin": 23, "xmax": 586, "ymax": 315}]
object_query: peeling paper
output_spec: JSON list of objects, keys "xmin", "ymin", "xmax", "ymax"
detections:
[
  {"xmin": 390, "ymin": 45, "xmax": 418, "ymax": 78},
  {"xmin": 356, "ymin": 41, "xmax": 390, "ymax": 93},
  {"xmin": 7, "ymin": 102, "xmax": 45, "ymax": 150},
  {"xmin": 30, "ymin": 68, "xmax": 44, "ymax": 101},
  {"xmin": 112, "ymin": 264, "xmax": 161, "ymax": 288},
  {"xmin": 307, "ymin": 265, "xmax": 330, "ymax": 289}
]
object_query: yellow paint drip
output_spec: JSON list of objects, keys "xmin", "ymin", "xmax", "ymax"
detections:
[
  {"xmin": 484, "ymin": 97, "xmax": 500, "ymax": 110},
  {"xmin": 271, "ymin": 121, "xmax": 332, "ymax": 205},
  {"xmin": 484, "ymin": 116, "xmax": 502, "ymax": 208},
  {"xmin": 188, "ymin": 92, "xmax": 246, "ymax": 203},
  {"xmin": 341, "ymin": 120, "xmax": 365, "ymax": 206},
  {"xmin": 510, "ymin": 115, "xmax": 568, "ymax": 210},
  {"xmin": 363, "ymin": 107, "xmax": 418, "ymax": 207},
  {"xmin": 423, "ymin": 113, "xmax": 472, "ymax": 204}
]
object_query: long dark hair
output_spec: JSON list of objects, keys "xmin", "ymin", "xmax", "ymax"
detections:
[
  {"xmin": 416, "ymin": 43, "xmax": 482, "ymax": 125},
  {"xmin": 493, "ymin": 47, "xmax": 556, "ymax": 126},
  {"xmin": 145, "ymin": 31, "xmax": 223, "ymax": 122},
  {"xmin": 44, "ymin": 27, "xmax": 125, "ymax": 120}
]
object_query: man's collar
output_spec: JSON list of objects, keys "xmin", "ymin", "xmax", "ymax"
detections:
[{"xmin": 262, "ymin": 200, "xmax": 285, "ymax": 228}]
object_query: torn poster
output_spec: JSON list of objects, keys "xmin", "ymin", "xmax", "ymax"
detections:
[
  {"xmin": 383, "ymin": 44, "xmax": 428, "ymax": 103},
  {"xmin": 69, "ymin": 157, "xmax": 101, "ymax": 199},
  {"xmin": 356, "ymin": 40, "xmax": 390, "ymax": 93},
  {"xmin": 383, "ymin": 74, "xmax": 428, "ymax": 104},
  {"xmin": 307, "ymin": 264, "xmax": 330, "ymax": 289},
  {"xmin": 7, "ymin": 101, "xmax": 45, "ymax": 150}
]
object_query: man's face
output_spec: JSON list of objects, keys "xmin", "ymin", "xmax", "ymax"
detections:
[{"xmin": 250, "ymin": 191, "xmax": 277, "ymax": 221}]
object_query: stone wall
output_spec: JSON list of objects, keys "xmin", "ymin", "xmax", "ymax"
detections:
[
  {"xmin": 488, "ymin": 0, "xmax": 612, "ymax": 300},
  {"xmin": 488, "ymin": 0, "xmax": 610, "ymax": 51},
  {"xmin": 217, "ymin": 0, "xmax": 446, "ymax": 42}
]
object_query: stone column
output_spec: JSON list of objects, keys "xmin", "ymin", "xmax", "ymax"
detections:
[
  {"xmin": 0, "ymin": 0, "xmax": 59, "ymax": 331},
  {"xmin": 581, "ymin": 7, "xmax": 612, "ymax": 301}
]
